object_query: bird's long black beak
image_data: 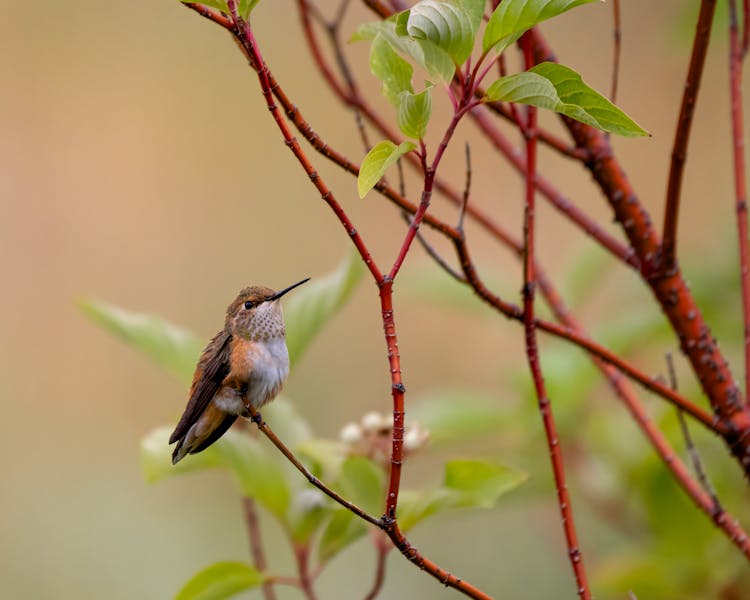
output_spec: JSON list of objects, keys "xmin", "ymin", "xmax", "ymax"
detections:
[{"xmin": 268, "ymin": 277, "xmax": 310, "ymax": 301}]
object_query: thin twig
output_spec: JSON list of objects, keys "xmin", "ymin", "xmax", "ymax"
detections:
[
  {"xmin": 402, "ymin": 212, "xmax": 466, "ymax": 282},
  {"xmin": 666, "ymin": 354, "xmax": 723, "ymax": 513},
  {"xmin": 661, "ymin": 0, "xmax": 718, "ymax": 271},
  {"xmin": 519, "ymin": 34, "xmax": 591, "ymax": 600},
  {"xmin": 363, "ymin": 536, "xmax": 390, "ymax": 600},
  {"xmin": 728, "ymin": 0, "xmax": 750, "ymax": 407},
  {"xmin": 610, "ymin": 0, "xmax": 621, "ymax": 103}
]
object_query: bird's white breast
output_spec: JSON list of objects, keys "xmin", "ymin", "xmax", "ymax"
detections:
[{"xmin": 246, "ymin": 336, "xmax": 290, "ymax": 409}]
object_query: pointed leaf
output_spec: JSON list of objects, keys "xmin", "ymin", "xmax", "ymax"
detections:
[
  {"xmin": 79, "ymin": 299, "xmax": 202, "ymax": 382},
  {"xmin": 398, "ymin": 488, "xmax": 454, "ymax": 530},
  {"xmin": 370, "ymin": 34, "xmax": 414, "ymax": 106},
  {"xmin": 178, "ymin": 0, "xmax": 260, "ymax": 19},
  {"xmin": 444, "ymin": 459, "xmax": 527, "ymax": 508},
  {"xmin": 317, "ymin": 508, "xmax": 368, "ymax": 564},
  {"xmin": 483, "ymin": 0, "xmax": 599, "ymax": 54},
  {"xmin": 484, "ymin": 62, "xmax": 647, "ymax": 137},
  {"xmin": 353, "ymin": 21, "xmax": 455, "ymax": 82},
  {"xmin": 358, "ymin": 140, "xmax": 416, "ymax": 198},
  {"xmin": 337, "ymin": 456, "xmax": 384, "ymax": 515},
  {"xmin": 400, "ymin": 0, "xmax": 485, "ymax": 64},
  {"xmin": 284, "ymin": 249, "xmax": 366, "ymax": 364},
  {"xmin": 175, "ymin": 561, "xmax": 264, "ymax": 600},
  {"xmin": 398, "ymin": 86, "xmax": 433, "ymax": 139}
]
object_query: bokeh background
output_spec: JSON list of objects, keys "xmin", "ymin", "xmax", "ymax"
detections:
[{"xmin": 2, "ymin": 1, "xmax": 748, "ymax": 598}]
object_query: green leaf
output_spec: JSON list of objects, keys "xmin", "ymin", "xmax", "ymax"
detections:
[
  {"xmin": 370, "ymin": 34, "xmax": 414, "ymax": 106},
  {"xmin": 79, "ymin": 299, "xmax": 202, "ymax": 383},
  {"xmin": 399, "ymin": 0, "xmax": 485, "ymax": 64},
  {"xmin": 288, "ymin": 489, "xmax": 332, "ymax": 544},
  {"xmin": 337, "ymin": 456, "xmax": 384, "ymax": 515},
  {"xmin": 140, "ymin": 426, "xmax": 291, "ymax": 521},
  {"xmin": 175, "ymin": 561, "xmax": 264, "ymax": 600},
  {"xmin": 215, "ymin": 431, "xmax": 291, "ymax": 520},
  {"xmin": 295, "ymin": 439, "xmax": 347, "ymax": 481},
  {"xmin": 397, "ymin": 86, "xmax": 433, "ymax": 139},
  {"xmin": 261, "ymin": 396, "xmax": 312, "ymax": 449},
  {"xmin": 398, "ymin": 488, "xmax": 454, "ymax": 530},
  {"xmin": 284, "ymin": 249, "xmax": 366, "ymax": 364},
  {"xmin": 317, "ymin": 508, "xmax": 368, "ymax": 564},
  {"xmin": 239, "ymin": 0, "xmax": 261, "ymax": 17},
  {"xmin": 444, "ymin": 459, "xmax": 527, "ymax": 508},
  {"xmin": 410, "ymin": 391, "xmax": 510, "ymax": 443},
  {"xmin": 484, "ymin": 62, "xmax": 648, "ymax": 137},
  {"xmin": 352, "ymin": 21, "xmax": 455, "ymax": 83},
  {"xmin": 358, "ymin": 140, "xmax": 416, "ymax": 198},
  {"xmin": 483, "ymin": 0, "xmax": 599, "ymax": 54},
  {"xmin": 140, "ymin": 426, "xmax": 223, "ymax": 484},
  {"xmin": 178, "ymin": 0, "xmax": 260, "ymax": 19},
  {"xmin": 398, "ymin": 459, "xmax": 527, "ymax": 530}
]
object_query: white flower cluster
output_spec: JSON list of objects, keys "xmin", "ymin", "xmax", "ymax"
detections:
[{"xmin": 338, "ymin": 411, "xmax": 429, "ymax": 465}]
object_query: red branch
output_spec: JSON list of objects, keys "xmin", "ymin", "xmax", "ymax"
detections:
[
  {"xmin": 527, "ymin": 27, "xmax": 750, "ymax": 477},
  {"xmin": 519, "ymin": 34, "xmax": 591, "ymax": 600},
  {"xmin": 729, "ymin": 0, "xmax": 750, "ymax": 406},
  {"xmin": 661, "ymin": 0, "xmax": 718, "ymax": 271}
]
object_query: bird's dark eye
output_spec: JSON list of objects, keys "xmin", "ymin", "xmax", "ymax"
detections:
[{"xmin": 244, "ymin": 301, "xmax": 254, "ymax": 310}]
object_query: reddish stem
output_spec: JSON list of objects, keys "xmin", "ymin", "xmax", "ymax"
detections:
[
  {"xmin": 242, "ymin": 498, "xmax": 277, "ymax": 600},
  {"xmin": 293, "ymin": 545, "xmax": 318, "ymax": 600},
  {"xmin": 363, "ymin": 536, "xmax": 389, "ymax": 600},
  {"xmin": 729, "ymin": 0, "xmax": 750, "ymax": 406},
  {"xmin": 662, "ymin": 0, "xmax": 718, "ymax": 272},
  {"xmin": 519, "ymin": 35, "xmax": 591, "ymax": 600},
  {"xmin": 225, "ymin": 3, "xmax": 383, "ymax": 285},
  {"xmin": 527, "ymin": 27, "xmax": 750, "ymax": 477}
]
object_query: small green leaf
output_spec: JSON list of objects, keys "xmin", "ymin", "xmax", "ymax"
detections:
[
  {"xmin": 79, "ymin": 299, "xmax": 202, "ymax": 383},
  {"xmin": 484, "ymin": 62, "xmax": 647, "ymax": 137},
  {"xmin": 353, "ymin": 21, "xmax": 455, "ymax": 83},
  {"xmin": 483, "ymin": 0, "xmax": 599, "ymax": 54},
  {"xmin": 175, "ymin": 561, "xmax": 264, "ymax": 600},
  {"xmin": 397, "ymin": 86, "xmax": 433, "ymax": 139},
  {"xmin": 179, "ymin": 0, "xmax": 260, "ymax": 19},
  {"xmin": 239, "ymin": 0, "xmax": 261, "ymax": 17},
  {"xmin": 317, "ymin": 508, "xmax": 368, "ymax": 564},
  {"xmin": 358, "ymin": 140, "xmax": 416, "ymax": 198},
  {"xmin": 398, "ymin": 488, "xmax": 454, "ymax": 530},
  {"xmin": 371, "ymin": 34, "xmax": 414, "ymax": 106},
  {"xmin": 179, "ymin": 0, "xmax": 228, "ymax": 12},
  {"xmin": 284, "ymin": 249, "xmax": 366, "ymax": 364},
  {"xmin": 411, "ymin": 391, "xmax": 510, "ymax": 443},
  {"xmin": 444, "ymin": 459, "xmax": 527, "ymax": 508},
  {"xmin": 399, "ymin": 0, "xmax": 485, "ymax": 64},
  {"xmin": 337, "ymin": 456, "xmax": 384, "ymax": 515}
]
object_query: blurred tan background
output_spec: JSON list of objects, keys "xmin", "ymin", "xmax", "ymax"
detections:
[{"xmin": 1, "ymin": 1, "xmax": 745, "ymax": 598}]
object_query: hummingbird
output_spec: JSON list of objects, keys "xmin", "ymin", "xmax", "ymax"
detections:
[{"xmin": 169, "ymin": 278, "xmax": 309, "ymax": 464}]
